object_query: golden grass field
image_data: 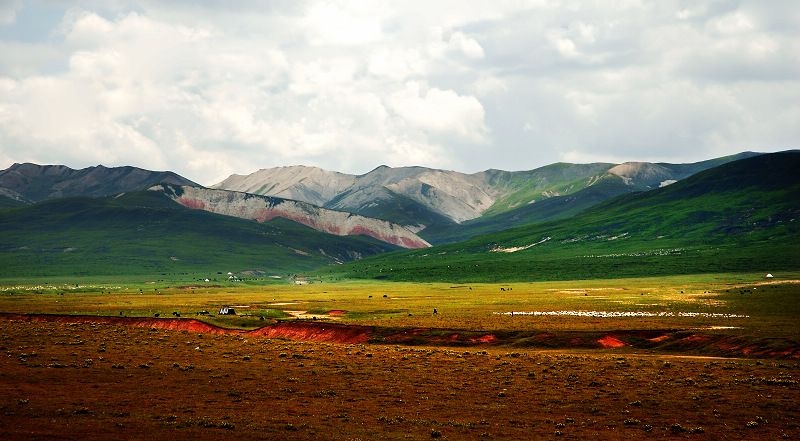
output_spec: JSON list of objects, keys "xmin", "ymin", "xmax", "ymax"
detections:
[{"xmin": 1, "ymin": 273, "xmax": 798, "ymax": 439}]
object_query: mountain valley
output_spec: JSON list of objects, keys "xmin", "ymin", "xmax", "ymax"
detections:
[{"xmin": 1, "ymin": 151, "xmax": 797, "ymax": 281}]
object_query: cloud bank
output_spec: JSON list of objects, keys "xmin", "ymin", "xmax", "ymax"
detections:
[{"xmin": 0, "ymin": 1, "xmax": 797, "ymax": 185}]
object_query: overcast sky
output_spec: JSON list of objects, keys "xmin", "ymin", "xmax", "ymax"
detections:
[{"xmin": 0, "ymin": 1, "xmax": 797, "ymax": 185}]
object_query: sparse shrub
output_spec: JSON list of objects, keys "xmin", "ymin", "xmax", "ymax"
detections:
[
  {"xmin": 430, "ymin": 430, "xmax": 442, "ymax": 438},
  {"xmin": 669, "ymin": 423, "xmax": 686, "ymax": 433},
  {"xmin": 197, "ymin": 417, "xmax": 217, "ymax": 428}
]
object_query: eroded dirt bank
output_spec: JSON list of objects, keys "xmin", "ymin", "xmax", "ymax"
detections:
[
  {"xmin": 1, "ymin": 313, "xmax": 798, "ymax": 359},
  {"xmin": 0, "ymin": 313, "xmax": 374, "ymax": 344}
]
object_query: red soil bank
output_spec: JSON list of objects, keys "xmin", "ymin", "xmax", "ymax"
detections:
[
  {"xmin": 248, "ymin": 321, "xmax": 373, "ymax": 344},
  {"xmin": 2, "ymin": 313, "xmax": 798, "ymax": 358},
  {"xmin": 0, "ymin": 313, "xmax": 234, "ymax": 334},
  {"xmin": 0, "ymin": 313, "xmax": 372, "ymax": 344},
  {"xmin": 597, "ymin": 335, "xmax": 628, "ymax": 348}
]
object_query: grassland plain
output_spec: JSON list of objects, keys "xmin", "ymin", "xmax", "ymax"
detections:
[
  {"xmin": 1, "ymin": 274, "xmax": 798, "ymax": 439},
  {"xmin": 1, "ymin": 319, "xmax": 799, "ymax": 440}
]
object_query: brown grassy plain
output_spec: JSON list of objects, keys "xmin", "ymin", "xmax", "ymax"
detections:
[
  {"xmin": 1, "ymin": 274, "xmax": 799, "ymax": 439},
  {"xmin": 1, "ymin": 319, "xmax": 799, "ymax": 440}
]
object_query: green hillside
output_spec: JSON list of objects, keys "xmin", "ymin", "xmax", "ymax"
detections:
[
  {"xmin": 0, "ymin": 190, "xmax": 397, "ymax": 282},
  {"xmin": 315, "ymin": 151, "xmax": 800, "ymax": 282},
  {"xmin": 334, "ymin": 188, "xmax": 456, "ymax": 228},
  {"xmin": 422, "ymin": 152, "xmax": 765, "ymax": 244},
  {"xmin": 421, "ymin": 177, "xmax": 632, "ymax": 244},
  {"xmin": 481, "ymin": 162, "xmax": 614, "ymax": 215}
]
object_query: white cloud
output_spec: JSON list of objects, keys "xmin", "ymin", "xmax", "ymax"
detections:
[
  {"xmin": 367, "ymin": 47, "xmax": 425, "ymax": 80},
  {"xmin": 303, "ymin": 1, "xmax": 382, "ymax": 46},
  {"xmin": 447, "ymin": 31, "xmax": 485, "ymax": 59},
  {"xmin": 0, "ymin": 0, "xmax": 21, "ymax": 25},
  {"xmin": 389, "ymin": 81, "xmax": 488, "ymax": 143},
  {"xmin": 0, "ymin": 1, "xmax": 797, "ymax": 184}
]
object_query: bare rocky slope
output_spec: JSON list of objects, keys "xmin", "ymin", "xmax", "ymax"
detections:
[
  {"xmin": 154, "ymin": 184, "xmax": 430, "ymax": 249},
  {"xmin": 212, "ymin": 153, "xmax": 762, "ymax": 232},
  {"xmin": 0, "ymin": 163, "xmax": 198, "ymax": 206},
  {"xmin": 214, "ymin": 165, "xmax": 496, "ymax": 226}
]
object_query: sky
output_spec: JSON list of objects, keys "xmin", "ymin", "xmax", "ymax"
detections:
[{"xmin": 0, "ymin": 1, "xmax": 798, "ymax": 186}]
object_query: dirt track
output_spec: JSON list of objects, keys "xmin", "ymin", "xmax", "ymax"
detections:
[{"xmin": 1, "ymin": 313, "xmax": 798, "ymax": 359}]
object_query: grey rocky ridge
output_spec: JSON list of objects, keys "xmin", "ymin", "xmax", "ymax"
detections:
[
  {"xmin": 211, "ymin": 152, "xmax": 761, "ymax": 234},
  {"xmin": 153, "ymin": 184, "xmax": 430, "ymax": 249}
]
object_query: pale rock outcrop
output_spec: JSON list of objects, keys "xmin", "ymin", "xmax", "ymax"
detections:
[
  {"xmin": 152, "ymin": 185, "xmax": 430, "ymax": 249},
  {"xmin": 607, "ymin": 162, "xmax": 674, "ymax": 186}
]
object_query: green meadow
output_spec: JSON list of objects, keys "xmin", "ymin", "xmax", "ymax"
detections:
[
  {"xmin": 3, "ymin": 272, "xmax": 798, "ymax": 343},
  {"xmin": 2, "ymin": 273, "xmax": 799, "ymax": 440}
]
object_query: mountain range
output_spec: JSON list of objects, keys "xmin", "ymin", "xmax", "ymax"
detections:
[
  {"xmin": 318, "ymin": 151, "xmax": 800, "ymax": 282},
  {"xmin": 212, "ymin": 152, "xmax": 761, "ymax": 244},
  {"xmin": 1, "ymin": 151, "xmax": 797, "ymax": 281},
  {"xmin": 0, "ymin": 162, "xmax": 197, "ymax": 208}
]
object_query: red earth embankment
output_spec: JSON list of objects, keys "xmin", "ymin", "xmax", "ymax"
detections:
[
  {"xmin": 0, "ymin": 313, "xmax": 371, "ymax": 344},
  {"xmin": 1, "ymin": 313, "xmax": 798, "ymax": 358},
  {"xmin": 248, "ymin": 321, "xmax": 373, "ymax": 344},
  {"xmin": 0, "ymin": 313, "xmax": 229, "ymax": 333}
]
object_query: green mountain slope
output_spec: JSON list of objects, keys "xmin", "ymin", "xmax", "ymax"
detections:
[
  {"xmin": 423, "ymin": 152, "xmax": 765, "ymax": 244},
  {"xmin": 421, "ymin": 177, "xmax": 633, "ymax": 244},
  {"xmin": 0, "ymin": 163, "xmax": 198, "ymax": 204},
  {"xmin": 479, "ymin": 162, "xmax": 615, "ymax": 215},
  {"xmin": 315, "ymin": 151, "xmax": 800, "ymax": 282},
  {"xmin": 334, "ymin": 187, "xmax": 457, "ymax": 229},
  {"xmin": 0, "ymin": 190, "xmax": 398, "ymax": 280}
]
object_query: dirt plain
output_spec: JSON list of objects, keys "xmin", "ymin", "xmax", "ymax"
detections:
[{"xmin": 1, "ymin": 317, "xmax": 798, "ymax": 440}]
